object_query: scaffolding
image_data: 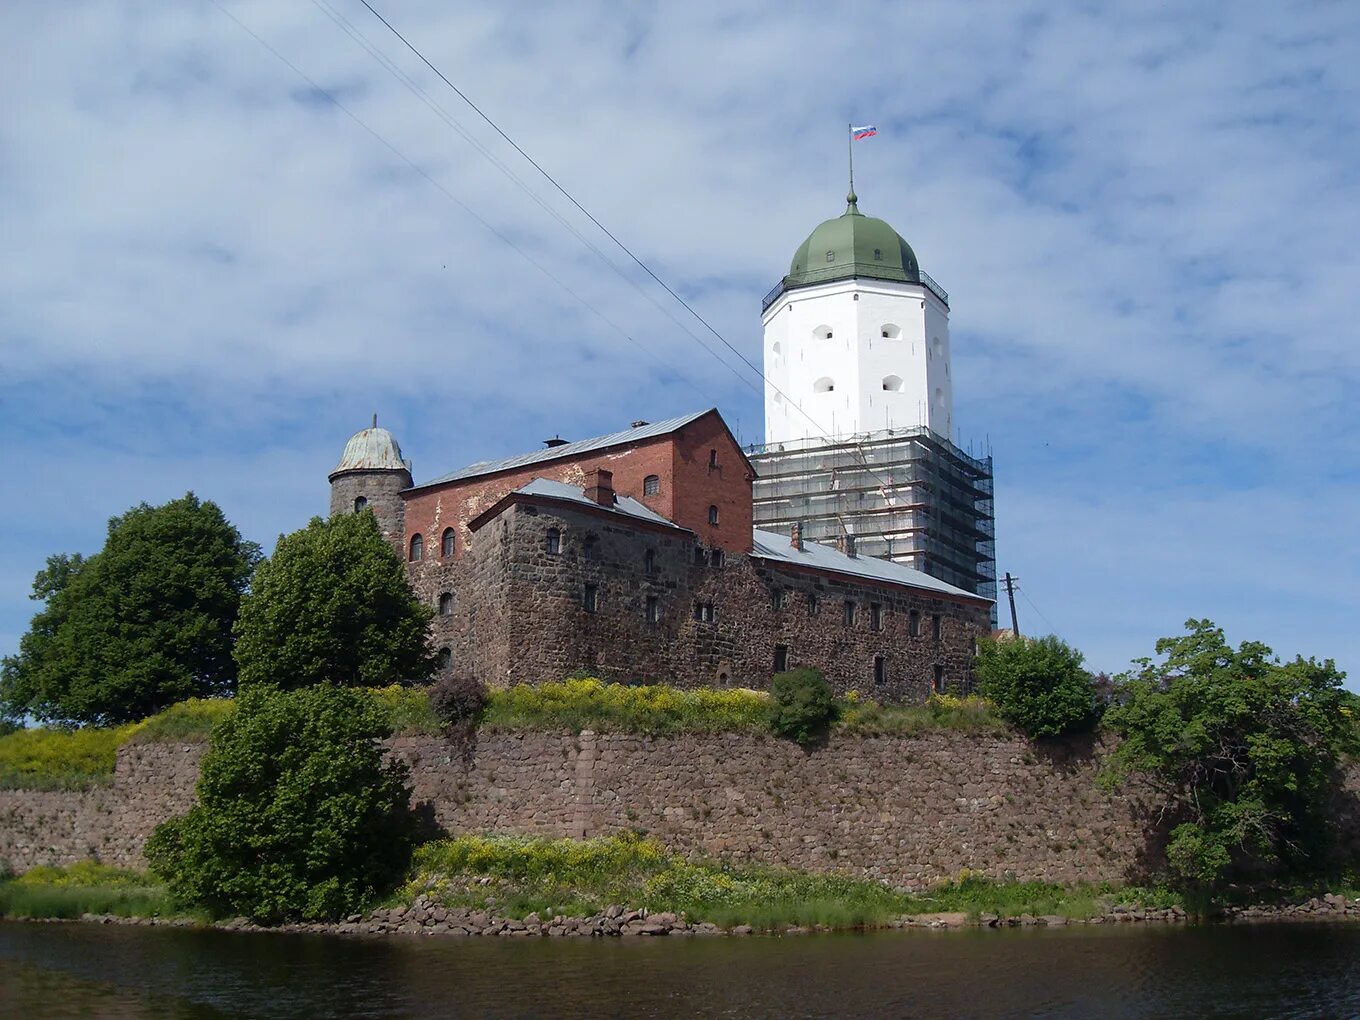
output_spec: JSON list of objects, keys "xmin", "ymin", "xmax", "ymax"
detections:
[{"xmin": 748, "ymin": 427, "xmax": 996, "ymax": 617}]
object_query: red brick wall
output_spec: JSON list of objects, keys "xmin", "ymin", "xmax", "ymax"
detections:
[{"xmin": 401, "ymin": 411, "xmax": 754, "ymax": 561}]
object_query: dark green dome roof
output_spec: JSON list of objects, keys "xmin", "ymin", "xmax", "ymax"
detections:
[{"xmin": 786, "ymin": 191, "xmax": 921, "ymax": 289}]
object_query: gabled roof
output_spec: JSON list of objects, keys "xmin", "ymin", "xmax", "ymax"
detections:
[
  {"xmin": 411, "ymin": 409, "xmax": 718, "ymax": 491},
  {"xmin": 751, "ymin": 529, "xmax": 990, "ymax": 603},
  {"xmin": 467, "ymin": 478, "xmax": 691, "ymax": 534}
]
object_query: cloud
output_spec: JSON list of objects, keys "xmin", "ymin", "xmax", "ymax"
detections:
[{"xmin": 1, "ymin": 1, "xmax": 1357, "ymax": 685}]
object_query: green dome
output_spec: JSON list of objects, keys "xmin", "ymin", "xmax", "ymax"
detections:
[{"xmin": 785, "ymin": 191, "xmax": 921, "ymax": 289}]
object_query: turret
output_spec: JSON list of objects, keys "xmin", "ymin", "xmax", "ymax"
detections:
[{"xmin": 328, "ymin": 415, "xmax": 412, "ymax": 552}]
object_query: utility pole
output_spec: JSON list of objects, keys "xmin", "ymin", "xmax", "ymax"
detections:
[{"xmin": 1001, "ymin": 572, "xmax": 1020, "ymax": 637}]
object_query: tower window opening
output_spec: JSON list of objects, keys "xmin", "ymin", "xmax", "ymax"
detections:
[
  {"xmin": 438, "ymin": 592, "xmax": 453, "ymax": 617},
  {"xmin": 709, "ymin": 448, "xmax": 719, "ymax": 469},
  {"xmin": 441, "ymin": 528, "xmax": 455, "ymax": 558},
  {"xmin": 353, "ymin": 496, "xmax": 368, "ymax": 513},
  {"xmin": 408, "ymin": 534, "xmax": 423, "ymax": 562},
  {"xmin": 708, "ymin": 505, "xmax": 719, "ymax": 525},
  {"xmin": 583, "ymin": 584, "xmax": 598, "ymax": 613},
  {"xmin": 882, "ymin": 375, "xmax": 904, "ymax": 392},
  {"xmin": 881, "ymin": 324, "xmax": 901, "ymax": 339},
  {"xmin": 643, "ymin": 474, "xmax": 660, "ymax": 496},
  {"xmin": 813, "ymin": 325, "xmax": 834, "ymax": 341},
  {"xmin": 873, "ymin": 248, "xmax": 883, "ymax": 261},
  {"xmin": 546, "ymin": 528, "xmax": 561, "ymax": 555},
  {"xmin": 813, "ymin": 377, "xmax": 835, "ymax": 394},
  {"xmin": 874, "ymin": 655, "xmax": 886, "ymax": 686},
  {"xmin": 825, "ymin": 250, "xmax": 834, "ymax": 262}
]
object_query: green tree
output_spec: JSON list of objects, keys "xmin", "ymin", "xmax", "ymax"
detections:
[
  {"xmin": 233, "ymin": 512, "xmax": 435, "ymax": 689},
  {"xmin": 769, "ymin": 666, "xmax": 836, "ymax": 744},
  {"xmin": 974, "ymin": 634, "xmax": 1095, "ymax": 738},
  {"xmin": 0, "ymin": 495, "xmax": 259, "ymax": 725},
  {"xmin": 1103, "ymin": 619, "xmax": 1358, "ymax": 899},
  {"xmin": 146, "ymin": 684, "xmax": 415, "ymax": 923}
]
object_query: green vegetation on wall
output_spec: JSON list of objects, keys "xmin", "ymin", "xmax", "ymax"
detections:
[
  {"xmin": 0, "ymin": 494, "xmax": 260, "ymax": 726},
  {"xmin": 233, "ymin": 512, "xmax": 436, "ymax": 691},
  {"xmin": 975, "ymin": 634, "xmax": 1097, "ymax": 738},
  {"xmin": 769, "ymin": 667, "xmax": 836, "ymax": 744}
]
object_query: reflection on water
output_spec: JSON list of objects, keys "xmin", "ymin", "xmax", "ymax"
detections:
[{"xmin": 2, "ymin": 919, "xmax": 1358, "ymax": 1019}]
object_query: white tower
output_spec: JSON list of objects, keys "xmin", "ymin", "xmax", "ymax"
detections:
[{"xmin": 762, "ymin": 190, "xmax": 952, "ymax": 447}]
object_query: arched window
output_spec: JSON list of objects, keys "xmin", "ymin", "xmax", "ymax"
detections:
[
  {"xmin": 408, "ymin": 534, "xmax": 423, "ymax": 562},
  {"xmin": 813, "ymin": 377, "xmax": 835, "ymax": 394},
  {"xmin": 771, "ymin": 341, "xmax": 782, "ymax": 359},
  {"xmin": 644, "ymin": 549, "xmax": 656, "ymax": 574},
  {"xmin": 708, "ymin": 505, "xmax": 719, "ymax": 525},
  {"xmin": 546, "ymin": 528, "xmax": 561, "ymax": 555},
  {"xmin": 880, "ymin": 324, "xmax": 901, "ymax": 340},
  {"xmin": 438, "ymin": 647, "xmax": 452, "ymax": 669},
  {"xmin": 353, "ymin": 496, "xmax": 368, "ymax": 512},
  {"xmin": 643, "ymin": 474, "xmax": 660, "ymax": 496},
  {"xmin": 441, "ymin": 528, "xmax": 455, "ymax": 558},
  {"xmin": 882, "ymin": 374, "xmax": 904, "ymax": 392},
  {"xmin": 813, "ymin": 325, "xmax": 834, "ymax": 341},
  {"xmin": 438, "ymin": 592, "xmax": 453, "ymax": 616}
]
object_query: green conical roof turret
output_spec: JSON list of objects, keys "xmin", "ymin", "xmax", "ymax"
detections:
[{"xmin": 785, "ymin": 192, "xmax": 921, "ymax": 290}]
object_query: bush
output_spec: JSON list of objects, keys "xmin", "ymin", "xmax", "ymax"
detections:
[
  {"xmin": 145, "ymin": 684, "xmax": 416, "ymax": 924},
  {"xmin": 974, "ymin": 634, "xmax": 1095, "ymax": 738},
  {"xmin": 768, "ymin": 667, "xmax": 836, "ymax": 744},
  {"xmin": 428, "ymin": 673, "xmax": 488, "ymax": 727}
]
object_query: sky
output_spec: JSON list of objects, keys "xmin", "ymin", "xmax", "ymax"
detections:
[{"xmin": 2, "ymin": 1, "xmax": 1358, "ymax": 686}]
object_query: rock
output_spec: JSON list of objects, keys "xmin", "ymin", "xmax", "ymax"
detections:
[
  {"xmin": 730, "ymin": 924, "xmax": 753, "ymax": 936},
  {"xmin": 1038, "ymin": 915, "xmax": 1068, "ymax": 927},
  {"xmin": 913, "ymin": 912, "xmax": 969, "ymax": 928}
]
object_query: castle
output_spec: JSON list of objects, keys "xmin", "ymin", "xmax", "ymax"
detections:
[{"xmin": 328, "ymin": 192, "xmax": 995, "ymax": 701}]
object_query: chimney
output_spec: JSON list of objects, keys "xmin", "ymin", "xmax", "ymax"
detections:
[
  {"xmin": 790, "ymin": 521, "xmax": 804, "ymax": 551},
  {"xmin": 838, "ymin": 532, "xmax": 857, "ymax": 558},
  {"xmin": 584, "ymin": 467, "xmax": 615, "ymax": 507},
  {"xmin": 631, "ymin": 419, "xmax": 650, "ymax": 428},
  {"xmin": 543, "ymin": 435, "xmax": 569, "ymax": 448}
]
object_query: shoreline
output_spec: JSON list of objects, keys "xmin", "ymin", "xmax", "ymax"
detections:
[{"xmin": 9, "ymin": 893, "xmax": 1359, "ymax": 939}]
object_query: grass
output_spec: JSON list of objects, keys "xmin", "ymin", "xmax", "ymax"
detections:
[
  {"xmin": 0, "ymin": 862, "xmax": 196, "ymax": 921},
  {"xmin": 401, "ymin": 833, "xmax": 1167, "ymax": 930},
  {"xmin": 0, "ymin": 681, "xmax": 1010, "ymax": 790}
]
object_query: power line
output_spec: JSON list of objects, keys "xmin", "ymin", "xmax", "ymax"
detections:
[
  {"xmin": 1019, "ymin": 587, "xmax": 1062, "ymax": 637},
  {"xmin": 206, "ymin": 0, "xmax": 715, "ymax": 406}
]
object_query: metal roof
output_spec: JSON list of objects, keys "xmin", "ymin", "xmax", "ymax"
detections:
[
  {"xmin": 514, "ymin": 478, "xmax": 687, "ymax": 530},
  {"xmin": 750, "ymin": 529, "xmax": 989, "ymax": 602},
  {"xmin": 415, "ymin": 409, "xmax": 715, "ymax": 489},
  {"xmin": 330, "ymin": 426, "xmax": 411, "ymax": 477}
]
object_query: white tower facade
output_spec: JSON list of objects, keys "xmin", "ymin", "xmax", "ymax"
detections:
[{"xmin": 761, "ymin": 192, "xmax": 953, "ymax": 447}]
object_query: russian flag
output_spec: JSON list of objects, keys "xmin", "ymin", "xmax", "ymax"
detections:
[{"xmin": 851, "ymin": 124, "xmax": 877, "ymax": 140}]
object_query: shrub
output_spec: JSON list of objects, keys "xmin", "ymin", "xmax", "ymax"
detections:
[
  {"xmin": 974, "ymin": 634, "xmax": 1095, "ymax": 738},
  {"xmin": 768, "ymin": 667, "xmax": 836, "ymax": 744},
  {"xmin": 428, "ymin": 673, "xmax": 488, "ymax": 728},
  {"xmin": 145, "ymin": 684, "xmax": 416, "ymax": 924}
]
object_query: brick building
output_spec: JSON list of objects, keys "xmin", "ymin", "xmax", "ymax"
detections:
[{"xmin": 329, "ymin": 408, "xmax": 992, "ymax": 701}]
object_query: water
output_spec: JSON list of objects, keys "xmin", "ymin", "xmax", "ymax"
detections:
[{"xmin": 1, "ymin": 920, "xmax": 1358, "ymax": 1019}]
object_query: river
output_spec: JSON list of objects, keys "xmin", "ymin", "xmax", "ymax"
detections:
[{"xmin": 2, "ymin": 919, "xmax": 1358, "ymax": 1018}]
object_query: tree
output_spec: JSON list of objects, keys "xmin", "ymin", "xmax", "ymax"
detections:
[
  {"xmin": 1103, "ymin": 619, "xmax": 1358, "ymax": 899},
  {"xmin": 974, "ymin": 634, "xmax": 1096, "ymax": 738},
  {"xmin": 233, "ymin": 511, "xmax": 435, "ymax": 690},
  {"xmin": 769, "ymin": 666, "xmax": 836, "ymax": 744},
  {"xmin": 0, "ymin": 495, "xmax": 260, "ymax": 725},
  {"xmin": 145, "ymin": 684, "xmax": 416, "ymax": 923}
]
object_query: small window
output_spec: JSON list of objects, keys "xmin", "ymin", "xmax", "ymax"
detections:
[
  {"xmin": 694, "ymin": 546, "xmax": 707, "ymax": 566},
  {"xmin": 909, "ymin": 609, "xmax": 921, "ymax": 637},
  {"xmin": 438, "ymin": 647, "xmax": 452, "ymax": 669},
  {"xmin": 873, "ymin": 248, "xmax": 883, "ymax": 261},
  {"xmin": 441, "ymin": 528, "xmax": 455, "ymax": 558},
  {"xmin": 870, "ymin": 603, "xmax": 883, "ymax": 632},
  {"xmin": 353, "ymin": 496, "xmax": 368, "ymax": 513},
  {"xmin": 646, "ymin": 595, "xmax": 660, "ymax": 624},
  {"xmin": 771, "ymin": 589, "xmax": 784, "ymax": 610},
  {"xmin": 709, "ymin": 449, "xmax": 718, "ymax": 468},
  {"xmin": 644, "ymin": 549, "xmax": 656, "ymax": 574},
  {"xmin": 813, "ymin": 377, "xmax": 835, "ymax": 394},
  {"xmin": 882, "ymin": 375, "xmax": 904, "ymax": 392},
  {"xmin": 438, "ymin": 592, "xmax": 453, "ymax": 617},
  {"xmin": 807, "ymin": 592, "xmax": 820, "ymax": 616},
  {"xmin": 583, "ymin": 584, "xmax": 598, "ymax": 613},
  {"xmin": 825, "ymin": 249, "xmax": 835, "ymax": 262},
  {"xmin": 583, "ymin": 539, "xmax": 599, "ymax": 561},
  {"xmin": 774, "ymin": 645, "xmax": 789, "ymax": 674},
  {"xmin": 546, "ymin": 528, "xmax": 561, "ymax": 555},
  {"xmin": 708, "ymin": 505, "xmax": 719, "ymax": 525},
  {"xmin": 643, "ymin": 474, "xmax": 660, "ymax": 496},
  {"xmin": 881, "ymin": 324, "xmax": 901, "ymax": 340},
  {"xmin": 408, "ymin": 534, "xmax": 423, "ymax": 562},
  {"xmin": 813, "ymin": 325, "xmax": 834, "ymax": 341},
  {"xmin": 933, "ymin": 664, "xmax": 945, "ymax": 693},
  {"xmin": 843, "ymin": 600, "xmax": 856, "ymax": 626},
  {"xmin": 693, "ymin": 601, "xmax": 715, "ymax": 623},
  {"xmin": 710, "ymin": 549, "xmax": 724, "ymax": 568},
  {"xmin": 932, "ymin": 614, "xmax": 942, "ymax": 641},
  {"xmin": 874, "ymin": 655, "xmax": 886, "ymax": 686}
]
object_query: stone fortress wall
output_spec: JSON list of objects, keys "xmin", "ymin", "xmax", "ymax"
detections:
[{"xmin": 6, "ymin": 731, "xmax": 1358, "ymax": 887}]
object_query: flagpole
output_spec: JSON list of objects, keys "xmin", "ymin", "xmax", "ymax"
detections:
[{"xmin": 847, "ymin": 122, "xmax": 854, "ymax": 197}]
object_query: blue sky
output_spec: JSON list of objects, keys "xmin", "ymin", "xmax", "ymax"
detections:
[{"xmin": 2, "ymin": 1, "xmax": 1358, "ymax": 686}]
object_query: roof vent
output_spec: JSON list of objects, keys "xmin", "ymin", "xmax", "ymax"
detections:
[
  {"xmin": 543, "ymin": 436, "xmax": 569, "ymax": 448},
  {"xmin": 631, "ymin": 420, "xmax": 650, "ymax": 428}
]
